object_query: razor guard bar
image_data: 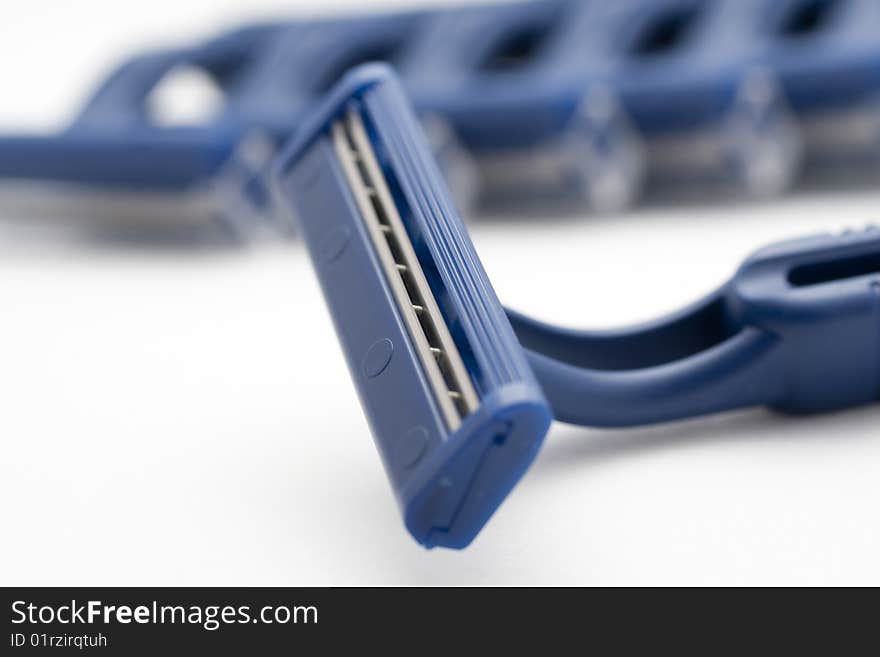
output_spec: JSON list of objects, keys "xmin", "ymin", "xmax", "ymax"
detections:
[{"xmin": 273, "ymin": 65, "xmax": 551, "ymax": 549}]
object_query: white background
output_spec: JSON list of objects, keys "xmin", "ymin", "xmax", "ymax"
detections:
[{"xmin": 1, "ymin": 0, "xmax": 878, "ymax": 586}]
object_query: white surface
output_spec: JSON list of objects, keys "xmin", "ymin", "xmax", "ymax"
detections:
[{"xmin": 1, "ymin": 1, "xmax": 879, "ymax": 586}]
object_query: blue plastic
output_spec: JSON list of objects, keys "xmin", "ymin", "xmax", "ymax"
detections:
[
  {"xmin": 510, "ymin": 226, "xmax": 880, "ymax": 427},
  {"xmin": 0, "ymin": 28, "xmax": 286, "ymax": 236},
  {"xmin": 594, "ymin": 0, "xmax": 880, "ymax": 191},
  {"xmin": 272, "ymin": 64, "xmax": 880, "ymax": 548},
  {"xmin": 0, "ymin": 46, "xmax": 247, "ymax": 192},
  {"xmin": 0, "ymin": 129, "xmax": 234, "ymax": 189},
  {"xmin": 2, "ymin": 0, "xmax": 877, "ymax": 221},
  {"xmin": 400, "ymin": 1, "xmax": 649, "ymax": 209},
  {"xmin": 435, "ymin": 0, "xmax": 879, "ymax": 147},
  {"xmin": 272, "ymin": 65, "xmax": 551, "ymax": 549}
]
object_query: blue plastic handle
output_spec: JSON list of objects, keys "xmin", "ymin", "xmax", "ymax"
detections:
[
  {"xmin": 511, "ymin": 227, "xmax": 880, "ymax": 427},
  {"xmin": 0, "ymin": 130, "xmax": 235, "ymax": 190}
]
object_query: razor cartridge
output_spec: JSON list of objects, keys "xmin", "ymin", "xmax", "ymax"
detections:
[{"xmin": 273, "ymin": 64, "xmax": 551, "ymax": 549}]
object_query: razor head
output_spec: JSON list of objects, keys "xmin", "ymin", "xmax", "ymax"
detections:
[{"xmin": 273, "ymin": 64, "xmax": 551, "ymax": 549}]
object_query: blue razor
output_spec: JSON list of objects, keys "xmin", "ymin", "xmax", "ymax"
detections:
[
  {"xmin": 511, "ymin": 227, "xmax": 880, "ymax": 427},
  {"xmin": 4, "ymin": 0, "xmax": 878, "ymax": 230},
  {"xmin": 600, "ymin": 0, "xmax": 880, "ymax": 197},
  {"xmin": 767, "ymin": 0, "xmax": 880, "ymax": 178},
  {"xmin": 0, "ymin": 28, "xmax": 284, "ymax": 240},
  {"xmin": 400, "ymin": 0, "xmax": 634, "ymax": 210},
  {"xmin": 0, "ymin": 16, "xmax": 481, "ymax": 237},
  {"xmin": 276, "ymin": 64, "xmax": 880, "ymax": 549},
  {"xmin": 273, "ymin": 65, "xmax": 552, "ymax": 549}
]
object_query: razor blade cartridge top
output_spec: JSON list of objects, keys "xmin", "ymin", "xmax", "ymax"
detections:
[{"xmin": 273, "ymin": 64, "xmax": 551, "ymax": 549}]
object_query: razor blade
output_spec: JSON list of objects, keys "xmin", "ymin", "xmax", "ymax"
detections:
[{"xmin": 273, "ymin": 65, "xmax": 551, "ymax": 549}]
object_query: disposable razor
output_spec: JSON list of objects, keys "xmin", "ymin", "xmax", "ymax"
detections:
[
  {"xmin": 583, "ymin": 0, "xmax": 880, "ymax": 199},
  {"xmin": 0, "ymin": 44, "xmax": 279, "ymax": 241},
  {"xmin": 277, "ymin": 64, "xmax": 880, "ymax": 549},
  {"xmin": 273, "ymin": 65, "xmax": 551, "ymax": 549},
  {"xmin": 403, "ymin": 0, "xmax": 648, "ymax": 212},
  {"xmin": 0, "ymin": 128, "xmax": 271, "ymax": 240},
  {"xmin": 0, "ymin": 16, "xmax": 475, "ymax": 239},
  {"xmin": 773, "ymin": 0, "xmax": 880, "ymax": 182}
]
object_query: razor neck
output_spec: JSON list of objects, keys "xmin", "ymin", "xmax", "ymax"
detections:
[
  {"xmin": 507, "ymin": 290, "xmax": 785, "ymax": 428},
  {"xmin": 508, "ymin": 228, "xmax": 880, "ymax": 427}
]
